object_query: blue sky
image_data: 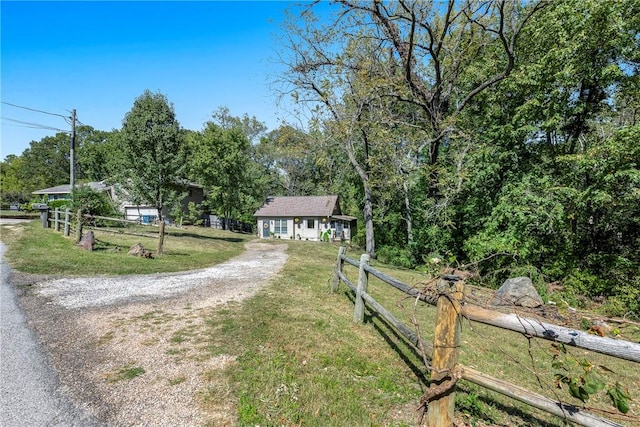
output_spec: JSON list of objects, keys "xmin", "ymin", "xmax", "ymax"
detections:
[{"xmin": 1, "ymin": 1, "xmax": 303, "ymax": 160}]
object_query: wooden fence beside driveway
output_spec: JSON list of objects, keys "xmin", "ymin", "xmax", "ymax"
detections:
[{"xmin": 332, "ymin": 246, "xmax": 639, "ymax": 427}]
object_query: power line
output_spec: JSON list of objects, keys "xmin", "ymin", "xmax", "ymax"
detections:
[
  {"xmin": 1, "ymin": 117, "xmax": 68, "ymax": 133},
  {"xmin": 1, "ymin": 101, "xmax": 70, "ymax": 119},
  {"xmin": 2, "ymin": 102, "xmax": 100, "ymax": 131}
]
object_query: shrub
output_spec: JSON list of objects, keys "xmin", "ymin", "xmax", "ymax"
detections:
[
  {"xmin": 376, "ymin": 245, "xmax": 416, "ymax": 269},
  {"xmin": 70, "ymin": 186, "xmax": 120, "ymax": 218},
  {"xmin": 46, "ymin": 199, "xmax": 71, "ymax": 210},
  {"xmin": 602, "ymin": 281, "xmax": 640, "ymax": 319},
  {"xmin": 186, "ymin": 202, "xmax": 204, "ymax": 226}
]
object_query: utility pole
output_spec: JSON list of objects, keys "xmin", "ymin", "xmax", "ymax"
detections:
[{"xmin": 70, "ymin": 109, "xmax": 76, "ymax": 201}]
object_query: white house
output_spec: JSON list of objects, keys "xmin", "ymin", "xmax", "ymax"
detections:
[{"xmin": 254, "ymin": 195, "xmax": 357, "ymax": 242}]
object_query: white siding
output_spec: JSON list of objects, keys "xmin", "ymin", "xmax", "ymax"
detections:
[
  {"xmin": 258, "ymin": 218, "xmax": 294, "ymax": 239},
  {"xmin": 257, "ymin": 216, "xmax": 351, "ymax": 242},
  {"xmin": 125, "ymin": 207, "xmax": 158, "ymax": 223}
]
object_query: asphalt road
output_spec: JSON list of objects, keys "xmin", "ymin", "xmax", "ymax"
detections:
[{"xmin": 0, "ymin": 243, "xmax": 101, "ymax": 426}]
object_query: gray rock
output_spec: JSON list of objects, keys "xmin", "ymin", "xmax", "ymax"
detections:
[
  {"xmin": 490, "ymin": 276, "xmax": 543, "ymax": 308},
  {"xmin": 77, "ymin": 231, "xmax": 94, "ymax": 251},
  {"xmin": 128, "ymin": 243, "xmax": 153, "ymax": 258}
]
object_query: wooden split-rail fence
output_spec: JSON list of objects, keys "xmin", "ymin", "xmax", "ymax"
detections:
[
  {"xmin": 43, "ymin": 208, "xmax": 161, "ymax": 240},
  {"xmin": 42, "ymin": 208, "xmax": 79, "ymax": 239},
  {"xmin": 42, "ymin": 208, "xmax": 250, "ymax": 238},
  {"xmin": 331, "ymin": 247, "xmax": 639, "ymax": 427}
]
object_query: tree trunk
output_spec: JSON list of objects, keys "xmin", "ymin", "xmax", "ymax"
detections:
[
  {"xmin": 363, "ymin": 183, "xmax": 375, "ymax": 258},
  {"xmin": 342, "ymin": 133, "xmax": 376, "ymax": 258},
  {"xmin": 157, "ymin": 208, "xmax": 165, "ymax": 255},
  {"xmin": 403, "ymin": 179, "xmax": 413, "ymax": 245}
]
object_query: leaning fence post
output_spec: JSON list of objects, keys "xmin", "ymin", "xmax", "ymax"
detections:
[
  {"xmin": 64, "ymin": 208, "xmax": 70, "ymax": 236},
  {"xmin": 426, "ymin": 276, "xmax": 464, "ymax": 427},
  {"xmin": 353, "ymin": 253, "xmax": 370, "ymax": 324},
  {"xmin": 331, "ymin": 246, "xmax": 347, "ymax": 292}
]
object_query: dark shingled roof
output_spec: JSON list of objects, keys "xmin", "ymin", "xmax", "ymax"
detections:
[{"xmin": 254, "ymin": 195, "xmax": 340, "ymax": 217}]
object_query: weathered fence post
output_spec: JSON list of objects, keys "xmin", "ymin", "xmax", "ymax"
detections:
[
  {"xmin": 75, "ymin": 209, "xmax": 83, "ymax": 243},
  {"xmin": 54, "ymin": 208, "xmax": 60, "ymax": 231},
  {"xmin": 353, "ymin": 253, "xmax": 370, "ymax": 324},
  {"xmin": 426, "ymin": 276, "xmax": 464, "ymax": 427},
  {"xmin": 331, "ymin": 246, "xmax": 347, "ymax": 292},
  {"xmin": 63, "ymin": 208, "xmax": 70, "ymax": 236},
  {"xmin": 39, "ymin": 205, "xmax": 49, "ymax": 229}
]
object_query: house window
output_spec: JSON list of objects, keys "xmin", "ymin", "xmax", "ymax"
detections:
[
  {"xmin": 274, "ymin": 219, "xmax": 288, "ymax": 234},
  {"xmin": 307, "ymin": 219, "xmax": 315, "ymax": 229}
]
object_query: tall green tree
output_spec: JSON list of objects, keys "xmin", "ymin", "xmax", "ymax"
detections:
[
  {"xmin": 507, "ymin": 0, "xmax": 639, "ymax": 156},
  {"xmin": 188, "ymin": 121, "xmax": 252, "ymax": 229},
  {"xmin": 75, "ymin": 126, "xmax": 119, "ymax": 182},
  {"xmin": 117, "ymin": 90, "xmax": 185, "ymax": 254},
  {"xmin": 281, "ymin": 23, "xmax": 398, "ymax": 257},
  {"xmin": 0, "ymin": 155, "xmax": 30, "ymax": 206},
  {"xmin": 210, "ymin": 106, "xmax": 268, "ymax": 144},
  {"xmin": 257, "ymin": 125, "xmax": 336, "ymax": 196},
  {"xmin": 19, "ymin": 132, "xmax": 73, "ymax": 192}
]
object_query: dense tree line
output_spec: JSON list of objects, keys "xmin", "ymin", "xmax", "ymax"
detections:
[
  {"xmin": 1, "ymin": 0, "xmax": 638, "ymax": 315},
  {"xmin": 273, "ymin": 0, "xmax": 639, "ymax": 316}
]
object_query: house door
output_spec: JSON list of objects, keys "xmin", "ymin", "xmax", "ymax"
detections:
[
  {"xmin": 336, "ymin": 222, "xmax": 344, "ymax": 240},
  {"xmin": 262, "ymin": 221, "xmax": 270, "ymax": 238}
]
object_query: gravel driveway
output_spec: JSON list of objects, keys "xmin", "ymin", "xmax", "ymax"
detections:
[{"xmin": 5, "ymin": 241, "xmax": 288, "ymax": 426}]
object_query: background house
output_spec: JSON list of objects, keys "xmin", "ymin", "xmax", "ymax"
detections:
[
  {"xmin": 32, "ymin": 181, "xmax": 204, "ymax": 224},
  {"xmin": 116, "ymin": 182, "xmax": 204, "ymax": 224},
  {"xmin": 254, "ymin": 195, "xmax": 357, "ymax": 242},
  {"xmin": 32, "ymin": 181, "xmax": 114, "ymax": 201}
]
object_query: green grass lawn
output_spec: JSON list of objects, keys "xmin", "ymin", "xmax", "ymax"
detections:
[
  {"xmin": 1, "ymin": 222, "xmax": 637, "ymax": 426},
  {"xmin": 0, "ymin": 220, "xmax": 254, "ymax": 275}
]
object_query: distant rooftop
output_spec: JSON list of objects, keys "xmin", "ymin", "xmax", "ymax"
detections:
[{"xmin": 32, "ymin": 181, "xmax": 111, "ymax": 195}]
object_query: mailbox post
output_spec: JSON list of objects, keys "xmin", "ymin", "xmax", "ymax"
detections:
[{"xmin": 33, "ymin": 203, "xmax": 49, "ymax": 228}]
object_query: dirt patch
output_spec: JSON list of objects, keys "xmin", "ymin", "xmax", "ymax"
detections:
[{"xmin": 18, "ymin": 241, "xmax": 288, "ymax": 426}]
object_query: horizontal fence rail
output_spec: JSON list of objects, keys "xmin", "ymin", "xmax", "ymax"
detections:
[
  {"xmin": 462, "ymin": 304, "xmax": 640, "ymax": 363},
  {"xmin": 332, "ymin": 248, "xmax": 637, "ymax": 427},
  {"xmin": 44, "ymin": 209, "xmax": 158, "ymax": 241},
  {"xmin": 358, "ymin": 255, "xmax": 640, "ymax": 363},
  {"xmin": 87, "ymin": 215, "xmax": 142, "ymax": 224}
]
